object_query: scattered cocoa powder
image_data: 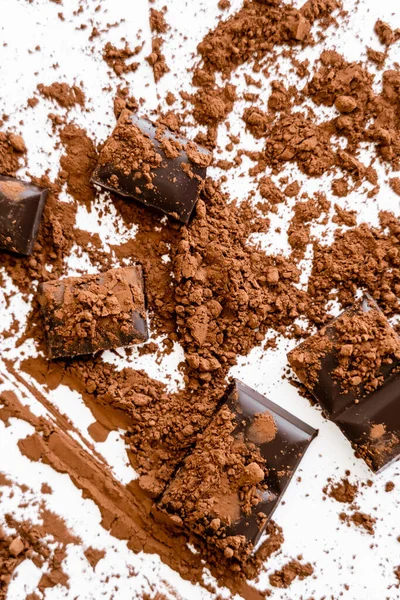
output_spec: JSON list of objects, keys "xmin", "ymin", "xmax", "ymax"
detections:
[
  {"xmin": 103, "ymin": 42, "xmax": 141, "ymax": 76},
  {"xmin": 323, "ymin": 478, "xmax": 358, "ymax": 503},
  {"xmin": 339, "ymin": 511, "xmax": 376, "ymax": 535},
  {"xmin": 37, "ymin": 82, "xmax": 85, "ymax": 109},
  {"xmin": 269, "ymin": 559, "xmax": 314, "ymax": 588}
]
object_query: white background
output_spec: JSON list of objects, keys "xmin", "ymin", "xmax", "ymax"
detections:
[{"xmin": 1, "ymin": 0, "xmax": 400, "ymax": 599}]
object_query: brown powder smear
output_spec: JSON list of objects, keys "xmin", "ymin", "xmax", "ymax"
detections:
[
  {"xmin": 0, "ymin": 374, "xmax": 275, "ymax": 599},
  {"xmin": 37, "ymin": 82, "xmax": 86, "ymax": 109},
  {"xmin": 269, "ymin": 559, "xmax": 314, "ymax": 588},
  {"xmin": 0, "ymin": 479, "xmax": 81, "ymax": 600},
  {"xmin": 59, "ymin": 124, "xmax": 98, "ymax": 208}
]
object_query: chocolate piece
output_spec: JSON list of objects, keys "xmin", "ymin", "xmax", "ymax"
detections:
[
  {"xmin": 288, "ymin": 294, "xmax": 400, "ymax": 472},
  {"xmin": 0, "ymin": 175, "xmax": 48, "ymax": 255},
  {"xmin": 158, "ymin": 380, "xmax": 317, "ymax": 561},
  {"xmin": 92, "ymin": 110, "xmax": 212, "ymax": 224},
  {"xmin": 38, "ymin": 266, "xmax": 148, "ymax": 359}
]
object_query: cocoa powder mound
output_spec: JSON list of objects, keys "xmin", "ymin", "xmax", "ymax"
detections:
[
  {"xmin": 0, "ymin": 131, "xmax": 26, "ymax": 175},
  {"xmin": 269, "ymin": 559, "xmax": 314, "ymax": 588},
  {"xmin": 37, "ymin": 82, "xmax": 86, "ymax": 108},
  {"xmin": 374, "ymin": 19, "xmax": 400, "ymax": 47}
]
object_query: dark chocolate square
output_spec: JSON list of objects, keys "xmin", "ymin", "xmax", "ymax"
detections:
[
  {"xmin": 0, "ymin": 176, "xmax": 48, "ymax": 255},
  {"xmin": 158, "ymin": 380, "xmax": 317, "ymax": 561},
  {"xmin": 38, "ymin": 266, "xmax": 148, "ymax": 359},
  {"xmin": 92, "ymin": 111, "xmax": 212, "ymax": 224},
  {"xmin": 288, "ymin": 294, "xmax": 400, "ymax": 472}
]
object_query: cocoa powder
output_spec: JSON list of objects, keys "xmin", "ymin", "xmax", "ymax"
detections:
[
  {"xmin": 2, "ymin": 0, "xmax": 400, "ymax": 596},
  {"xmin": 37, "ymin": 82, "xmax": 86, "ymax": 109}
]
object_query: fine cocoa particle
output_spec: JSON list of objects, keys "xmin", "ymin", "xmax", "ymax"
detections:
[
  {"xmin": 385, "ymin": 481, "xmax": 395, "ymax": 492},
  {"xmin": 37, "ymin": 82, "xmax": 86, "ymax": 109},
  {"xmin": 269, "ymin": 559, "xmax": 314, "ymax": 588}
]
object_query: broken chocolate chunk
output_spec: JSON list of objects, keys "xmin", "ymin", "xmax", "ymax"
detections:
[
  {"xmin": 92, "ymin": 110, "xmax": 212, "ymax": 224},
  {"xmin": 38, "ymin": 266, "xmax": 148, "ymax": 359},
  {"xmin": 0, "ymin": 175, "xmax": 48, "ymax": 255},
  {"xmin": 288, "ymin": 294, "xmax": 400, "ymax": 472},
  {"xmin": 158, "ymin": 379, "xmax": 317, "ymax": 561}
]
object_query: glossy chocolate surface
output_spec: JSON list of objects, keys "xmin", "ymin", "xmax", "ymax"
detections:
[
  {"xmin": 335, "ymin": 371, "xmax": 400, "ymax": 472},
  {"xmin": 159, "ymin": 379, "xmax": 317, "ymax": 551},
  {"xmin": 0, "ymin": 175, "xmax": 48, "ymax": 255},
  {"xmin": 92, "ymin": 114, "xmax": 211, "ymax": 224},
  {"xmin": 224, "ymin": 381, "xmax": 317, "ymax": 545}
]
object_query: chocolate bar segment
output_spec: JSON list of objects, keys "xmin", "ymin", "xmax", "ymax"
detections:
[
  {"xmin": 0, "ymin": 175, "xmax": 48, "ymax": 255},
  {"xmin": 92, "ymin": 111, "xmax": 212, "ymax": 224},
  {"xmin": 288, "ymin": 294, "xmax": 400, "ymax": 472},
  {"xmin": 38, "ymin": 266, "xmax": 148, "ymax": 359},
  {"xmin": 158, "ymin": 380, "xmax": 317, "ymax": 561}
]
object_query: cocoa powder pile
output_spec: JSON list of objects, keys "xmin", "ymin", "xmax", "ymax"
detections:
[{"xmin": 1, "ymin": 0, "xmax": 400, "ymax": 597}]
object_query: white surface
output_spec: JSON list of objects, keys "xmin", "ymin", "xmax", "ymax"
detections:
[{"xmin": 1, "ymin": 1, "xmax": 400, "ymax": 599}]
